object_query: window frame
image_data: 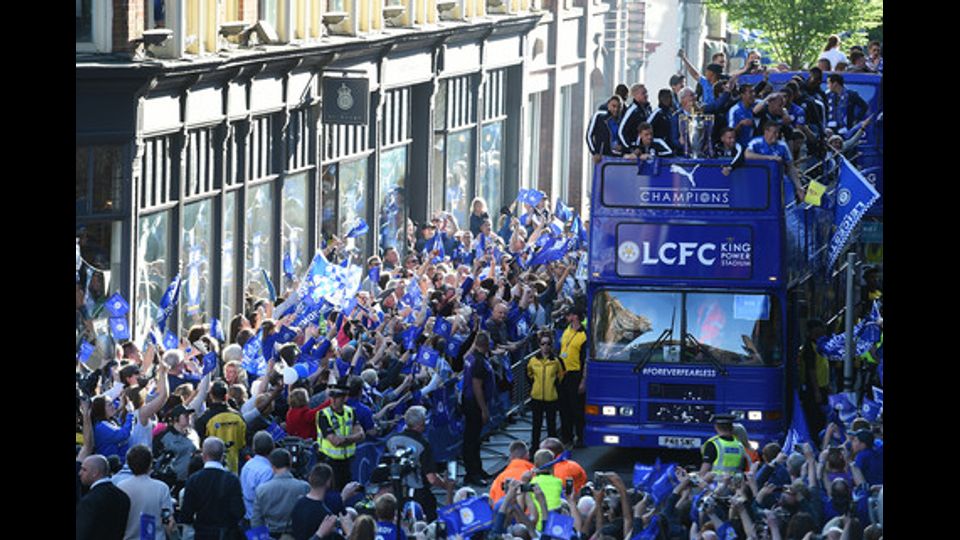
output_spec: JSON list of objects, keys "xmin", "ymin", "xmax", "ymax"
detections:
[{"xmin": 76, "ymin": 0, "xmax": 112, "ymax": 53}]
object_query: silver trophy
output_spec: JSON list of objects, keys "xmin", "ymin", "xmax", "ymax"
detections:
[{"xmin": 678, "ymin": 109, "xmax": 715, "ymax": 158}]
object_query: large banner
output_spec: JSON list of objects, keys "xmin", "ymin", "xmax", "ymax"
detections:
[{"xmin": 827, "ymin": 157, "xmax": 880, "ymax": 269}]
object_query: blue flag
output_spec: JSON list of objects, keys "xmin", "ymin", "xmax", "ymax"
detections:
[
  {"xmin": 527, "ymin": 236, "xmax": 574, "ymax": 268},
  {"xmin": 78, "ymin": 341, "xmax": 95, "ymax": 364},
  {"xmin": 402, "ymin": 325, "xmax": 423, "ymax": 351},
  {"xmin": 633, "ymin": 459, "xmax": 660, "ymax": 490},
  {"xmin": 555, "ymin": 199, "xmax": 573, "ymax": 223},
  {"xmin": 439, "ymin": 497, "xmax": 494, "ymax": 537},
  {"xmin": 283, "ymin": 252, "xmax": 295, "ymax": 279},
  {"xmin": 782, "ymin": 391, "xmax": 812, "ymax": 454},
  {"xmin": 650, "ymin": 463, "xmax": 677, "ymax": 504},
  {"xmin": 872, "ymin": 386, "xmax": 883, "ymax": 405},
  {"xmin": 261, "ymin": 269, "xmax": 276, "ymax": 301},
  {"xmin": 861, "ymin": 397, "xmax": 881, "ymax": 423},
  {"xmin": 242, "ymin": 331, "xmax": 267, "ymax": 377},
  {"xmin": 109, "ymin": 317, "xmax": 131, "ymax": 341},
  {"xmin": 163, "ymin": 330, "xmax": 179, "ymax": 351},
  {"xmin": 548, "ymin": 217, "xmax": 565, "ymax": 237},
  {"xmin": 202, "ymin": 351, "xmax": 218, "ymax": 376},
  {"xmin": 460, "ymin": 276, "xmax": 474, "ymax": 297},
  {"xmin": 544, "ymin": 512, "xmax": 575, "ymax": 540},
  {"xmin": 517, "ymin": 188, "xmax": 544, "ymax": 207},
  {"xmin": 571, "ymin": 214, "xmax": 587, "ymax": 249},
  {"xmin": 245, "ymin": 526, "xmax": 272, "ymax": 540},
  {"xmin": 828, "ymin": 157, "xmax": 880, "ymax": 269},
  {"xmin": 368, "ymin": 265, "xmax": 381, "ymax": 286},
  {"xmin": 434, "ymin": 317, "xmax": 453, "ymax": 339},
  {"xmin": 415, "ymin": 345, "xmax": 440, "ymax": 369},
  {"xmin": 266, "ymin": 421, "xmax": 288, "ymax": 442},
  {"xmin": 445, "ymin": 335, "xmax": 465, "ymax": 358},
  {"xmin": 210, "ymin": 318, "xmax": 225, "ymax": 342},
  {"xmin": 347, "ymin": 218, "xmax": 369, "ymax": 239},
  {"xmin": 275, "ymin": 325, "xmax": 298, "ymax": 345},
  {"xmin": 156, "ymin": 274, "xmax": 182, "ymax": 330},
  {"xmin": 105, "ymin": 293, "xmax": 130, "ymax": 318},
  {"xmin": 140, "ymin": 514, "xmax": 156, "ymax": 540}
]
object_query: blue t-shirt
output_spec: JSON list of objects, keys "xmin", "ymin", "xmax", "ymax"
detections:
[
  {"xmin": 727, "ymin": 101, "xmax": 757, "ymax": 147},
  {"xmin": 463, "ymin": 353, "xmax": 495, "ymax": 404},
  {"xmin": 747, "ymin": 137, "xmax": 793, "ymax": 163},
  {"xmin": 700, "ymin": 76, "xmax": 717, "ymax": 106},
  {"xmin": 346, "ymin": 397, "xmax": 375, "ymax": 432},
  {"xmin": 854, "ymin": 446, "xmax": 883, "ymax": 486},
  {"xmin": 376, "ymin": 521, "xmax": 408, "ymax": 540}
]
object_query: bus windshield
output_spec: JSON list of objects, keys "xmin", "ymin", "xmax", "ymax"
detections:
[{"xmin": 591, "ymin": 289, "xmax": 782, "ymax": 366}]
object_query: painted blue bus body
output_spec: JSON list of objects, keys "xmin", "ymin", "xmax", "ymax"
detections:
[{"xmin": 584, "ymin": 157, "xmax": 834, "ymax": 451}]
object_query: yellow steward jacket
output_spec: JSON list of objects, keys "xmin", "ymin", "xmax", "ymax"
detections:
[{"xmin": 527, "ymin": 356, "xmax": 564, "ymax": 401}]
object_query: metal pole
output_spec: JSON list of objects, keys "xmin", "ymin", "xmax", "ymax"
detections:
[{"xmin": 843, "ymin": 252, "xmax": 856, "ymax": 392}]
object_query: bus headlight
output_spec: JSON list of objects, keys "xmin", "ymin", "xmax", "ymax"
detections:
[
  {"xmin": 602, "ymin": 406, "xmax": 617, "ymax": 416},
  {"xmin": 748, "ymin": 411, "xmax": 763, "ymax": 421},
  {"xmin": 619, "ymin": 406, "xmax": 635, "ymax": 416},
  {"xmin": 730, "ymin": 410, "xmax": 746, "ymax": 420},
  {"xmin": 603, "ymin": 435, "xmax": 620, "ymax": 444},
  {"xmin": 749, "ymin": 440, "xmax": 760, "ymax": 450}
]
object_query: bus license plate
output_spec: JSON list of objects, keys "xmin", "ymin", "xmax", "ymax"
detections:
[{"xmin": 658, "ymin": 436, "xmax": 701, "ymax": 449}]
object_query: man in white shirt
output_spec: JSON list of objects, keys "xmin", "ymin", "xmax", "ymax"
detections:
[{"xmin": 117, "ymin": 445, "xmax": 175, "ymax": 540}]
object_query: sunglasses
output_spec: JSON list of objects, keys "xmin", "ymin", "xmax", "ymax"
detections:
[{"xmin": 540, "ymin": 341, "xmax": 551, "ymax": 346}]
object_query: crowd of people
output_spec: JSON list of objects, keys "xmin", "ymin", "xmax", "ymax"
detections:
[
  {"xmin": 587, "ymin": 36, "xmax": 882, "ymax": 202},
  {"xmin": 76, "ymin": 38, "xmax": 883, "ymax": 540}
]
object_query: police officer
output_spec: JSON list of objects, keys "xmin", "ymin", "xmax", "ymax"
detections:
[
  {"xmin": 316, "ymin": 379, "xmax": 365, "ymax": 491},
  {"xmin": 699, "ymin": 414, "xmax": 747, "ymax": 475},
  {"xmin": 385, "ymin": 406, "xmax": 456, "ymax": 522}
]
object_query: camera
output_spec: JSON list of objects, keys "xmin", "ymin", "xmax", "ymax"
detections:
[
  {"xmin": 520, "ymin": 484, "xmax": 535, "ymax": 493},
  {"xmin": 593, "ymin": 472, "xmax": 607, "ymax": 487},
  {"xmin": 371, "ymin": 447, "xmax": 418, "ymax": 486},
  {"xmin": 565, "ymin": 478, "xmax": 574, "ymax": 495}
]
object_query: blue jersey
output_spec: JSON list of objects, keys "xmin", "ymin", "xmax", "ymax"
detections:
[
  {"xmin": 747, "ymin": 137, "xmax": 793, "ymax": 163},
  {"xmin": 376, "ymin": 521, "xmax": 408, "ymax": 540},
  {"xmin": 699, "ymin": 76, "xmax": 717, "ymax": 106},
  {"xmin": 507, "ymin": 305, "xmax": 533, "ymax": 342},
  {"xmin": 727, "ymin": 101, "xmax": 757, "ymax": 147},
  {"xmin": 787, "ymin": 103, "xmax": 806, "ymax": 126}
]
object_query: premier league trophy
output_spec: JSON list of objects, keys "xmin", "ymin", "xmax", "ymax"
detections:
[{"xmin": 678, "ymin": 105, "xmax": 714, "ymax": 158}]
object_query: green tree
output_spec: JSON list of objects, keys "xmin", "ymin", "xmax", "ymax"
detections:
[{"xmin": 709, "ymin": 0, "xmax": 882, "ymax": 69}]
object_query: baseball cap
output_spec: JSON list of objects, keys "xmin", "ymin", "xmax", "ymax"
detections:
[{"xmin": 119, "ymin": 364, "xmax": 141, "ymax": 381}]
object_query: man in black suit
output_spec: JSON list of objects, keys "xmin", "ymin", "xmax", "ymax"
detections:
[
  {"xmin": 180, "ymin": 436, "xmax": 245, "ymax": 540},
  {"xmin": 77, "ymin": 454, "xmax": 131, "ymax": 540}
]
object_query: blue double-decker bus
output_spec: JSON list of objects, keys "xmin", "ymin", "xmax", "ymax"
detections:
[{"xmin": 583, "ymin": 156, "xmax": 836, "ymax": 451}]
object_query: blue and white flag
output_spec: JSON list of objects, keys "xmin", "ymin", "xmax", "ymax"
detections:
[
  {"xmin": 401, "ymin": 279, "xmax": 423, "ymax": 310},
  {"xmin": 283, "ymin": 252, "xmax": 295, "ymax": 279},
  {"xmin": 439, "ymin": 497, "xmax": 494, "ymax": 537},
  {"xmin": 571, "ymin": 214, "xmax": 587, "ymax": 249},
  {"xmin": 828, "ymin": 157, "xmax": 880, "ymax": 269},
  {"xmin": 368, "ymin": 265, "xmax": 381, "ymax": 286},
  {"xmin": 110, "ymin": 317, "xmax": 131, "ymax": 341},
  {"xmin": 245, "ymin": 526, "xmax": 272, "ymax": 540},
  {"xmin": 260, "ymin": 269, "xmax": 276, "ymax": 301},
  {"xmin": 517, "ymin": 188, "xmax": 545, "ymax": 208},
  {"xmin": 77, "ymin": 341, "xmax": 95, "ymax": 364},
  {"xmin": 548, "ymin": 217, "xmax": 565, "ymax": 237},
  {"xmin": 650, "ymin": 463, "xmax": 677, "ymax": 504},
  {"xmin": 527, "ymin": 236, "xmax": 575, "ymax": 268},
  {"xmin": 633, "ymin": 459, "xmax": 661, "ymax": 491},
  {"xmin": 544, "ymin": 513, "xmax": 575, "ymax": 540},
  {"xmin": 414, "ymin": 345, "xmax": 440, "ymax": 369},
  {"xmin": 861, "ymin": 397, "xmax": 881, "ymax": 423},
  {"xmin": 185, "ymin": 246, "xmax": 203, "ymax": 317},
  {"xmin": 266, "ymin": 421, "xmax": 288, "ymax": 442},
  {"xmin": 163, "ymin": 330, "xmax": 179, "ymax": 351},
  {"xmin": 782, "ymin": 391, "xmax": 812, "ymax": 454},
  {"xmin": 105, "ymin": 293, "xmax": 130, "ymax": 318},
  {"xmin": 275, "ymin": 325, "xmax": 298, "ymax": 345},
  {"xmin": 460, "ymin": 276, "xmax": 474, "ymax": 297},
  {"xmin": 243, "ymin": 331, "xmax": 268, "ymax": 377},
  {"xmin": 445, "ymin": 335, "xmax": 465, "ymax": 358},
  {"xmin": 140, "ymin": 514, "xmax": 156, "ymax": 540},
  {"xmin": 872, "ymin": 386, "xmax": 883, "ymax": 406},
  {"xmin": 202, "ymin": 351, "xmax": 218, "ymax": 376},
  {"xmin": 554, "ymin": 199, "xmax": 573, "ymax": 223},
  {"xmin": 346, "ymin": 218, "xmax": 369, "ymax": 239},
  {"xmin": 401, "ymin": 325, "xmax": 422, "ymax": 351},
  {"xmin": 210, "ymin": 318, "xmax": 225, "ymax": 342},
  {"xmin": 434, "ymin": 317, "xmax": 453, "ymax": 339},
  {"xmin": 156, "ymin": 274, "xmax": 182, "ymax": 330}
]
